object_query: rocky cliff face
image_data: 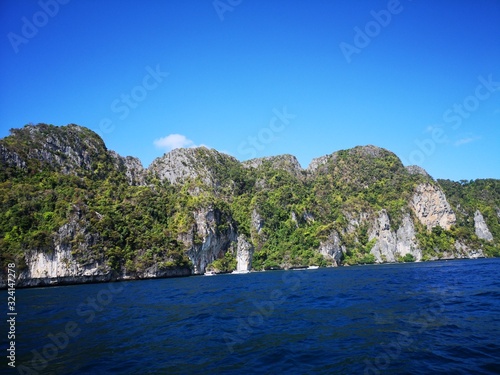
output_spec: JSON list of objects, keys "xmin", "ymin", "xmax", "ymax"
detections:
[
  {"xmin": 411, "ymin": 183, "xmax": 456, "ymax": 230},
  {"xmin": 369, "ymin": 211, "xmax": 421, "ymax": 262},
  {"xmin": 0, "ymin": 144, "xmax": 26, "ymax": 170},
  {"xmin": 1, "ymin": 124, "xmax": 498, "ymax": 288},
  {"xmin": 148, "ymin": 147, "xmax": 239, "ymax": 187},
  {"xmin": 109, "ymin": 151, "xmax": 146, "ymax": 185},
  {"xmin": 318, "ymin": 231, "xmax": 344, "ymax": 265},
  {"xmin": 236, "ymin": 234, "xmax": 254, "ymax": 271},
  {"xmin": 1, "ymin": 124, "xmax": 108, "ymax": 175},
  {"xmin": 406, "ymin": 165, "xmax": 431, "ymax": 178},
  {"xmin": 396, "ymin": 214, "xmax": 421, "ymax": 260},
  {"xmin": 181, "ymin": 207, "xmax": 237, "ymax": 274},
  {"xmin": 453, "ymin": 241, "xmax": 485, "ymax": 259},
  {"xmin": 0, "ymin": 124, "xmax": 146, "ymax": 185},
  {"xmin": 19, "ymin": 247, "xmax": 112, "ymax": 287},
  {"xmin": 9, "ymin": 208, "xmax": 191, "ymax": 288},
  {"xmin": 474, "ymin": 210, "xmax": 494, "ymax": 241},
  {"xmin": 243, "ymin": 154, "xmax": 303, "ymax": 178},
  {"xmin": 306, "ymin": 152, "xmax": 338, "ymax": 174},
  {"xmin": 15, "ymin": 209, "xmax": 108, "ymax": 287},
  {"xmin": 149, "ymin": 148, "xmax": 209, "ymax": 185}
]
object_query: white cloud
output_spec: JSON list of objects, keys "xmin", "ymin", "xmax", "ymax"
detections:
[
  {"xmin": 454, "ymin": 136, "xmax": 480, "ymax": 146},
  {"xmin": 154, "ymin": 134, "xmax": 194, "ymax": 150}
]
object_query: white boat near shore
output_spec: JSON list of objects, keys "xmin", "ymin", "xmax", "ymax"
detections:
[{"xmin": 204, "ymin": 271, "xmax": 216, "ymax": 276}]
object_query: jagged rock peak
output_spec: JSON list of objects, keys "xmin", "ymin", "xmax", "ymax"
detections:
[
  {"xmin": 349, "ymin": 144, "xmax": 390, "ymax": 158},
  {"xmin": 306, "ymin": 152, "xmax": 338, "ymax": 173},
  {"xmin": 242, "ymin": 154, "xmax": 302, "ymax": 176},
  {"xmin": 108, "ymin": 150, "xmax": 146, "ymax": 185},
  {"xmin": 0, "ymin": 123, "xmax": 108, "ymax": 175},
  {"xmin": 10, "ymin": 123, "xmax": 105, "ymax": 150},
  {"xmin": 406, "ymin": 165, "xmax": 431, "ymax": 178},
  {"xmin": 148, "ymin": 146, "xmax": 239, "ymax": 185},
  {"xmin": 306, "ymin": 145, "xmax": 401, "ymax": 174}
]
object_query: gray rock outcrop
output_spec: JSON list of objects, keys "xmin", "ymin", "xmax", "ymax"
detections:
[
  {"xmin": 406, "ymin": 165, "xmax": 431, "ymax": 178},
  {"xmin": 149, "ymin": 147, "xmax": 210, "ymax": 185},
  {"xmin": 148, "ymin": 147, "xmax": 239, "ymax": 187},
  {"xmin": 251, "ymin": 209, "xmax": 264, "ymax": 235},
  {"xmin": 369, "ymin": 211, "xmax": 421, "ymax": 262},
  {"xmin": 369, "ymin": 210, "xmax": 397, "ymax": 262},
  {"xmin": 318, "ymin": 231, "xmax": 344, "ymax": 265},
  {"xmin": 474, "ymin": 210, "xmax": 493, "ymax": 241},
  {"xmin": 396, "ymin": 214, "xmax": 421, "ymax": 260},
  {"xmin": 243, "ymin": 154, "xmax": 302, "ymax": 177},
  {"xmin": 306, "ymin": 153, "xmax": 338, "ymax": 174},
  {"xmin": 181, "ymin": 207, "xmax": 237, "ymax": 274},
  {"xmin": 16, "ymin": 210, "xmax": 110, "ymax": 287},
  {"xmin": 109, "ymin": 151, "xmax": 146, "ymax": 185},
  {"xmin": 454, "ymin": 241, "xmax": 485, "ymax": 259},
  {"xmin": 0, "ymin": 144, "xmax": 26, "ymax": 170},
  {"xmin": 411, "ymin": 183, "xmax": 456, "ymax": 230},
  {"xmin": 16, "ymin": 124, "xmax": 106, "ymax": 174},
  {"xmin": 236, "ymin": 234, "xmax": 254, "ymax": 271}
]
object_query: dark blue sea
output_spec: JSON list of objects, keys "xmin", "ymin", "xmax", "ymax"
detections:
[{"xmin": 5, "ymin": 258, "xmax": 500, "ymax": 374}]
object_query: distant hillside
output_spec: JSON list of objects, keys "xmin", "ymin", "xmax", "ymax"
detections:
[{"xmin": 1, "ymin": 123, "xmax": 499, "ymax": 287}]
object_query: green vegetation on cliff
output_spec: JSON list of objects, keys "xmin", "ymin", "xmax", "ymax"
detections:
[
  {"xmin": 0, "ymin": 124, "xmax": 499, "ymax": 277},
  {"xmin": 438, "ymin": 179, "xmax": 500, "ymax": 257}
]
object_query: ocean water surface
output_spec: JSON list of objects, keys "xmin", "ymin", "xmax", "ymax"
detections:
[{"xmin": 9, "ymin": 258, "xmax": 500, "ymax": 374}]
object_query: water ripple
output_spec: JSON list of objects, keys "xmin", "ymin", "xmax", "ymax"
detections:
[{"xmin": 12, "ymin": 258, "xmax": 500, "ymax": 374}]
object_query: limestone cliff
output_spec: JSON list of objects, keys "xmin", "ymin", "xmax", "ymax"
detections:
[
  {"xmin": 109, "ymin": 151, "xmax": 146, "ymax": 185},
  {"xmin": 148, "ymin": 147, "xmax": 239, "ymax": 187},
  {"xmin": 318, "ymin": 231, "xmax": 344, "ymax": 265},
  {"xmin": 243, "ymin": 154, "xmax": 303, "ymax": 178},
  {"xmin": 406, "ymin": 165, "xmax": 431, "ymax": 178},
  {"xmin": 474, "ymin": 210, "xmax": 494, "ymax": 241},
  {"xmin": 1, "ymin": 124, "xmax": 498, "ymax": 288},
  {"xmin": 14, "ymin": 207, "xmax": 107, "ymax": 287},
  {"xmin": 368, "ymin": 211, "xmax": 421, "ymax": 262},
  {"xmin": 306, "ymin": 153, "xmax": 337, "ymax": 174},
  {"xmin": 411, "ymin": 183, "xmax": 456, "ymax": 230},
  {"xmin": 0, "ymin": 124, "xmax": 108, "ymax": 175},
  {"xmin": 236, "ymin": 234, "xmax": 254, "ymax": 272},
  {"xmin": 180, "ymin": 207, "xmax": 237, "ymax": 274},
  {"xmin": 453, "ymin": 241, "xmax": 485, "ymax": 259},
  {"xmin": 8, "ymin": 209, "xmax": 191, "ymax": 288},
  {"xmin": 0, "ymin": 144, "xmax": 26, "ymax": 170}
]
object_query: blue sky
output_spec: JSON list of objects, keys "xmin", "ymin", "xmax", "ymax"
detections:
[{"xmin": 1, "ymin": 0, "xmax": 499, "ymax": 181}]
